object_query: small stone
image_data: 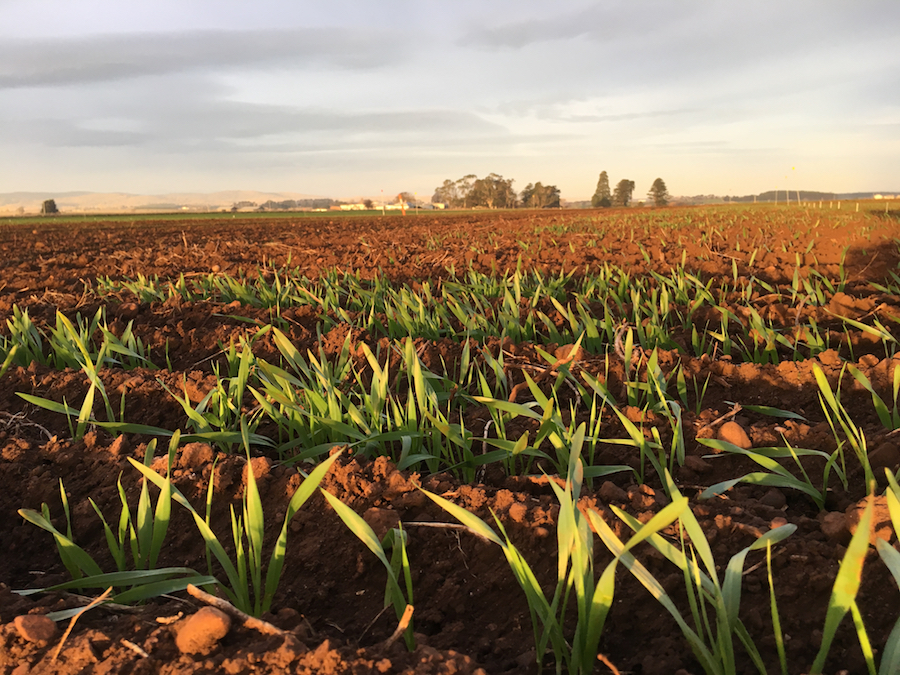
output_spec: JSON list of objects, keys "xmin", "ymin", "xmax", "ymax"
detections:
[
  {"xmin": 276, "ymin": 607, "xmax": 300, "ymax": 624},
  {"xmin": 507, "ymin": 502, "xmax": 528, "ymax": 523},
  {"xmin": 598, "ymin": 481, "xmax": 627, "ymax": 503},
  {"xmin": 683, "ymin": 455, "xmax": 711, "ymax": 474},
  {"xmin": 869, "ymin": 442, "xmax": 900, "ymax": 473},
  {"xmin": 14, "ymin": 614, "xmax": 59, "ymax": 644},
  {"xmin": 176, "ymin": 607, "xmax": 231, "ymax": 655},
  {"xmin": 108, "ymin": 435, "xmax": 130, "ymax": 456},
  {"xmin": 120, "ymin": 302, "xmax": 140, "ymax": 320},
  {"xmin": 515, "ymin": 650, "xmax": 537, "ymax": 668},
  {"xmin": 819, "ymin": 511, "xmax": 850, "ymax": 544},
  {"xmin": 717, "ymin": 421, "xmax": 752, "ymax": 449},
  {"xmin": 242, "ymin": 456, "xmax": 272, "ymax": 485},
  {"xmin": 770, "ymin": 517, "xmax": 789, "ymax": 529},
  {"xmin": 759, "ymin": 488, "xmax": 787, "ymax": 510},
  {"xmin": 628, "ymin": 485, "xmax": 656, "ymax": 511}
]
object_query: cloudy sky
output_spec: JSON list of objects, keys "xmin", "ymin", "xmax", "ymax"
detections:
[{"xmin": 1, "ymin": 1, "xmax": 898, "ymax": 201}]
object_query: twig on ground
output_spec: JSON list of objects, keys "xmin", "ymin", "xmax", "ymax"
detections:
[
  {"xmin": 695, "ymin": 403, "xmax": 742, "ymax": 435},
  {"xmin": 0, "ymin": 411, "xmax": 54, "ymax": 442},
  {"xmin": 53, "ymin": 587, "xmax": 112, "ymax": 662},
  {"xmin": 120, "ymin": 638, "xmax": 149, "ymax": 658},
  {"xmin": 357, "ymin": 605, "xmax": 391, "ymax": 646},
  {"xmin": 404, "ymin": 521, "xmax": 493, "ymax": 543},
  {"xmin": 186, "ymin": 584, "xmax": 286, "ymax": 636},
  {"xmin": 507, "ymin": 347, "xmax": 579, "ymax": 404}
]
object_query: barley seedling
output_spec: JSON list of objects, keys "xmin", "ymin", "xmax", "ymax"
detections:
[
  {"xmin": 132, "ymin": 420, "xmax": 343, "ymax": 616},
  {"xmin": 89, "ymin": 434, "xmax": 180, "ymax": 572},
  {"xmin": 847, "ymin": 362, "xmax": 900, "ymax": 431},
  {"xmin": 422, "ymin": 440, "xmax": 687, "ymax": 674},
  {"xmin": 17, "ymin": 436, "xmax": 213, "ymax": 604},
  {"xmin": 597, "ymin": 471, "xmax": 797, "ymax": 675},
  {"xmin": 809, "ymin": 491, "xmax": 876, "ymax": 674},
  {"xmin": 322, "ymin": 496, "xmax": 416, "ymax": 650},
  {"xmin": 698, "ymin": 438, "xmax": 844, "ymax": 510},
  {"xmin": 813, "ymin": 363, "xmax": 875, "ymax": 486}
]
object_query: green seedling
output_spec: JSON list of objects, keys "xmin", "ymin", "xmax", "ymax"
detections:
[
  {"xmin": 322, "ymin": 495, "xmax": 415, "ymax": 650},
  {"xmin": 813, "ymin": 363, "xmax": 875, "ymax": 486},
  {"xmin": 17, "ymin": 435, "xmax": 212, "ymax": 603},
  {"xmin": 875, "ymin": 472, "xmax": 900, "ymax": 673},
  {"xmin": 599, "ymin": 470, "xmax": 797, "ymax": 675},
  {"xmin": 131, "ymin": 421, "xmax": 343, "ymax": 617},
  {"xmin": 90, "ymin": 436, "xmax": 177, "ymax": 571},
  {"xmin": 809, "ymin": 492, "xmax": 875, "ymax": 675},
  {"xmin": 422, "ymin": 437, "xmax": 680, "ymax": 674},
  {"xmin": 698, "ymin": 438, "xmax": 845, "ymax": 510},
  {"xmin": 847, "ymin": 362, "xmax": 900, "ymax": 431}
]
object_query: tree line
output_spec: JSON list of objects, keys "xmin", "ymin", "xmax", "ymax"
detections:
[
  {"xmin": 591, "ymin": 171, "xmax": 670, "ymax": 208},
  {"xmin": 432, "ymin": 173, "xmax": 560, "ymax": 209},
  {"xmin": 431, "ymin": 171, "xmax": 669, "ymax": 210}
]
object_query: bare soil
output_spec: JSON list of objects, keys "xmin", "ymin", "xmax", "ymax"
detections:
[{"xmin": 1, "ymin": 208, "xmax": 899, "ymax": 674}]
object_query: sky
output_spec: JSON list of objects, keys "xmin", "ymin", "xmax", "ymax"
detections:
[{"xmin": 1, "ymin": 0, "xmax": 898, "ymax": 202}]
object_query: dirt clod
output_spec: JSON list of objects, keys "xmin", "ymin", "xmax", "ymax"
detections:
[
  {"xmin": 717, "ymin": 421, "xmax": 752, "ymax": 449},
  {"xmin": 176, "ymin": 607, "xmax": 232, "ymax": 655},
  {"xmin": 845, "ymin": 496, "xmax": 894, "ymax": 545},
  {"xmin": 13, "ymin": 614, "xmax": 59, "ymax": 644},
  {"xmin": 179, "ymin": 442, "xmax": 215, "ymax": 468}
]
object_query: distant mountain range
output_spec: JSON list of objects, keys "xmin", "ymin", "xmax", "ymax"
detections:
[{"xmin": 0, "ymin": 190, "xmax": 324, "ymax": 214}]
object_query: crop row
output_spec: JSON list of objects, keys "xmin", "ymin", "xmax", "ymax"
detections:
[
  {"xmin": 91, "ymin": 261, "xmax": 900, "ymax": 364},
  {"xmin": 16, "ymin": 415, "xmax": 900, "ymax": 674}
]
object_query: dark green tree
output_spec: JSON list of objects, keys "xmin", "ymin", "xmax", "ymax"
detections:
[
  {"xmin": 432, "ymin": 175, "xmax": 478, "ymax": 208},
  {"xmin": 469, "ymin": 173, "xmax": 516, "ymax": 209},
  {"xmin": 612, "ymin": 179, "xmax": 635, "ymax": 207},
  {"xmin": 648, "ymin": 178, "xmax": 670, "ymax": 207},
  {"xmin": 41, "ymin": 199, "xmax": 58, "ymax": 214},
  {"xmin": 591, "ymin": 171, "xmax": 611, "ymax": 207},
  {"xmin": 455, "ymin": 174, "xmax": 477, "ymax": 208},
  {"xmin": 433, "ymin": 173, "xmax": 517, "ymax": 209},
  {"xmin": 521, "ymin": 182, "xmax": 561, "ymax": 209}
]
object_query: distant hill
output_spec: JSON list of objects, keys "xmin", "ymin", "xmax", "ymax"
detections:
[
  {"xmin": 0, "ymin": 190, "xmax": 325, "ymax": 215},
  {"xmin": 727, "ymin": 190, "xmax": 897, "ymax": 203}
]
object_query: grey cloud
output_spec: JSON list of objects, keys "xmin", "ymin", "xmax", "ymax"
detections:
[
  {"xmin": 0, "ymin": 28, "xmax": 402, "ymax": 88},
  {"xmin": 5, "ymin": 86, "xmax": 508, "ymax": 153},
  {"xmin": 458, "ymin": 3, "xmax": 684, "ymax": 50},
  {"xmin": 3, "ymin": 118, "xmax": 151, "ymax": 147},
  {"xmin": 141, "ymin": 100, "xmax": 509, "ymax": 145}
]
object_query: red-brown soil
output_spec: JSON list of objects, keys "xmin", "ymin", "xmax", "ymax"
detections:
[{"xmin": 1, "ymin": 207, "xmax": 899, "ymax": 674}]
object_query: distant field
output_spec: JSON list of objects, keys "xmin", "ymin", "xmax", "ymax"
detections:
[{"xmin": 2, "ymin": 204, "xmax": 900, "ymax": 675}]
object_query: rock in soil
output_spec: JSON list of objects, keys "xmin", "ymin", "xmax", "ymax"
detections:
[
  {"xmin": 717, "ymin": 421, "xmax": 752, "ymax": 449},
  {"xmin": 14, "ymin": 614, "xmax": 59, "ymax": 645},
  {"xmin": 176, "ymin": 606, "xmax": 232, "ymax": 655}
]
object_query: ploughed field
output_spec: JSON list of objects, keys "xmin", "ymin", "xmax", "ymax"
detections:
[{"xmin": 1, "ymin": 206, "xmax": 900, "ymax": 675}]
